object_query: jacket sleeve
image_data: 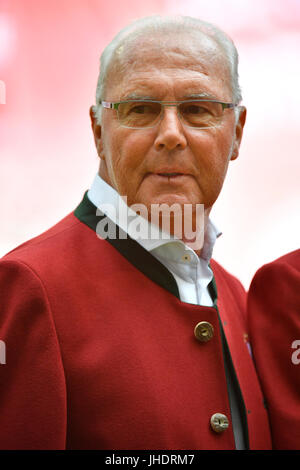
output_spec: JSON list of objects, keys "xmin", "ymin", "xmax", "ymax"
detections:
[{"xmin": 0, "ymin": 259, "xmax": 67, "ymax": 449}]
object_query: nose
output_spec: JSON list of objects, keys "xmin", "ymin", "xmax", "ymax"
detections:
[{"xmin": 154, "ymin": 106, "xmax": 187, "ymax": 151}]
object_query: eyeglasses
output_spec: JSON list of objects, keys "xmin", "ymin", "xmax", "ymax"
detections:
[{"xmin": 100, "ymin": 99, "xmax": 238, "ymax": 129}]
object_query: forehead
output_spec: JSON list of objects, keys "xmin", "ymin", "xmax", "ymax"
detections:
[{"xmin": 106, "ymin": 31, "xmax": 232, "ymax": 100}]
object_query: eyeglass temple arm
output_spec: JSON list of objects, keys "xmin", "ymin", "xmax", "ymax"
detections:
[
  {"xmin": 100, "ymin": 101, "xmax": 119, "ymax": 110},
  {"xmin": 222, "ymin": 103, "xmax": 238, "ymax": 110}
]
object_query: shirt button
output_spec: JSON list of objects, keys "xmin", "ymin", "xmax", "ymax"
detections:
[
  {"xmin": 210, "ymin": 413, "xmax": 229, "ymax": 433},
  {"xmin": 194, "ymin": 321, "xmax": 214, "ymax": 342}
]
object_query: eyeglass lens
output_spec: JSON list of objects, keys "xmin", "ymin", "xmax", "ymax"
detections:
[{"xmin": 117, "ymin": 101, "xmax": 225, "ymax": 128}]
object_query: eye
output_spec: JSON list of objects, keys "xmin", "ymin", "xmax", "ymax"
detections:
[
  {"xmin": 130, "ymin": 105, "xmax": 148, "ymax": 114},
  {"xmin": 128, "ymin": 102, "xmax": 157, "ymax": 115},
  {"xmin": 181, "ymin": 103, "xmax": 210, "ymax": 115}
]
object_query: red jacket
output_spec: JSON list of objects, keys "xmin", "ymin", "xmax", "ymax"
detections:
[
  {"xmin": 0, "ymin": 193, "xmax": 271, "ymax": 449},
  {"xmin": 247, "ymin": 249, "xmax": 300, "ymax": 449}
]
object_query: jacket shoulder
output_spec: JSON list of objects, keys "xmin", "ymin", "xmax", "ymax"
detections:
[
  {"xmin": 271, "ymin": 248, "xmax": 300, "ymax": 269},
  {"xmin": 249, "ymin": 249, "xmax": 300, "ymax": 288},
  {"xmin": 1, "ymin": 212, "xmax": 89, "ymax": 265}
]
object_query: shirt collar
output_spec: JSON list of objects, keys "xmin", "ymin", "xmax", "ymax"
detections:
[{"xmin": 87, "ymin": 173, "xmax": 221, "ymax": 262}]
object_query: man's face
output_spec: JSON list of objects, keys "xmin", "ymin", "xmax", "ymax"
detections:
[{"xmin": 91, "ymin": 33, "xmax": 246, "ymax": 215}]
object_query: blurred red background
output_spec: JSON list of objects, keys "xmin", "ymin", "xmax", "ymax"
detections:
[{"xmin": 0, "ymin": 0, "xmax": 299, "ymax": 288}]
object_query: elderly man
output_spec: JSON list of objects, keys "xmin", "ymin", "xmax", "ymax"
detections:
[{"xmin": 0, "ymin": 16, "xmax": 271, "ymax": 450}]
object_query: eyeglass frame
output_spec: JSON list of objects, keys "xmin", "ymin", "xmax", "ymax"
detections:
[{"xmin": 100, "ymin": 99, "xmax": 239, "ymax": 129}]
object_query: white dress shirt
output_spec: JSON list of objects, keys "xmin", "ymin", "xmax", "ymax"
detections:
[{"xmin": 87, "ymin": 174, "xmax": 221, "ymax": 307}]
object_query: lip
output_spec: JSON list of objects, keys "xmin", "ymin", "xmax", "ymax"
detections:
[
  {"xmin": 145, "ymin": 172, "xmax": 192, "ymax": 182},
  {"xmin": 157, "ymin": 173, "xmax": 183, "ymax": 177},
  {"xmin": 154, "ymin": 169, "xmax": 188, "ymax": 175},
  {"xmin": 148, "ymin": 170, "xmax": 191, "ymax": 177}
]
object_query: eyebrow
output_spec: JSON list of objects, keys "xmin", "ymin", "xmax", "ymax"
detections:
[
  {"xmin": 183, "ymin": 92, "xmax": 217, "ymax": 100},
  {"xmin": 120, "ymin": 92, "xmax": 218, "ymax": 101},
  {"xmin": 121, "ymin": 93, "xmax": 155, "ymax": 101}
]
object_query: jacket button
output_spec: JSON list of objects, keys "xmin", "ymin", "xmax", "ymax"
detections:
[
  {"xmin": 194, "ymin": 321, "xmax": 214, "ymax": 342},
  {"xmin": 210, "ymin": 413, "xmax": 229, "ymax": 433}
]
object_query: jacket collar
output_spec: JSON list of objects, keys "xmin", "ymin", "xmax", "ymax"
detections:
[{"xmin": 74, "ymin": 191, "xmax": 217, "ymax": 304}]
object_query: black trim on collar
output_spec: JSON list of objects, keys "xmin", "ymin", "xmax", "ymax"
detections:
[{"xmin": 74, "ymin": 191, "xmax": 217, "ymax": 304}]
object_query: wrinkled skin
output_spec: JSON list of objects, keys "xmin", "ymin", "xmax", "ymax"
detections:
[{"xmin": 90, "ymin": 31, "xmax": 246, "ymax": 244}]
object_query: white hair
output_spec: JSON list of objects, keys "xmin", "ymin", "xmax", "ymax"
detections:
[{"xmin": 93, "ymin": 15, "xmax": 243, "ymax": 123}]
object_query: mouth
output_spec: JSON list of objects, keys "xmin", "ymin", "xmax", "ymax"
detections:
[
  {"xmin": 150, "ymin": 171, "xmax": 192, "ymax": 181},
  {"xmin": 157, "ymin": 173, "xmax": 183, "ymax": 177},
  {"xmin": 143, "ymin": 170, "xmax": 193, "ymax": 184}
]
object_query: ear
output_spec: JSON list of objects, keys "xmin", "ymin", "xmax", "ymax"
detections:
[
  {"xmin": 89, "ymin": 105, "xmax": 104, "ymax": 160},
  {"xmin": 230, "ymin": 106, "xmax": 247, "ymax": 161}
]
